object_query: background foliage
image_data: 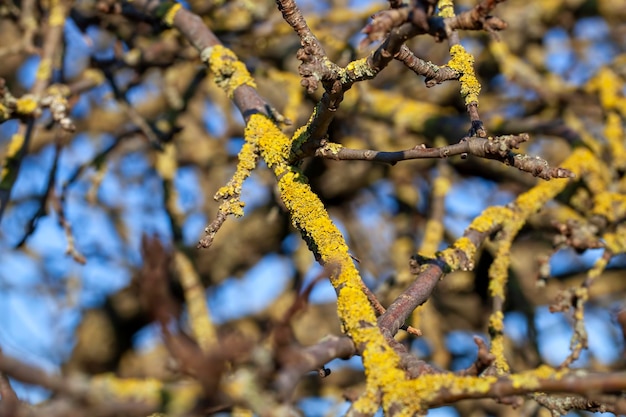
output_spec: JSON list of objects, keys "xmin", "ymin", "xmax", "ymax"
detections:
[{"xmin": 1, "ymin": 0, "xmax": 626, "ymax": 416}]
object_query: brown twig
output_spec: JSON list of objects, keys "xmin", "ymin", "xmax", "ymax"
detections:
[
  {"xmin": 315, "ymin": 134, "xmax": 574, "ymax": 180},
  {"xmin": 378, "ymin": 227, "xmax": 493, "ymax": 337}
]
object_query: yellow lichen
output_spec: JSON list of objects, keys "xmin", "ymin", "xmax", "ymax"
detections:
[
  {"xmin": 289, "ymin": 104, "xmax": 319, "ymax": 155},
  {"xmin": 437, "ymin": 0, "xmax": 455, "ymax": 18},
  {"xmin": 603, "ymin": 226, "xmax": 626, "ymax": 254},
  {"xmin": 36, "ymin": 58, "xmax": 53, "ymax": 81},
  {"xmin": 248, "ymin": 113, "xmax": 410, "ymax": 413},
  {"xmin": 89, "ymin": 374, "xmax": 163, "ymax": 404},
  {"xmin": 322, "ymin": 141, "xmax": 343, "ymax": 155},
  {"xmin": 15, "ymin": 95, "xmax": 38, "ymax": 115},
  {"xmin": 469, "ymin": 206, "xmax": 501, "ymax": 232},
  {"xmin": 592, "ymin": 191, "xmax": 626, "ymax": 222},
  {"xmin": 1, "ymin": 134, "xmax": 25, "ymax": 188},
  {"xmin": 214, "ymin": 121, "xmax": 260, "ymax": 216},
  {"xmin": 488, "ymin": 311, "xmax": 510, "ymax": 373},
  {"xmin": 202, "ymin": 45, "xmax": 257, "ymax": 98},
  {"xmin": 585, "ymin": 67, "xmax": 626, "ymax": 116},
  {"xmin": 162, "ymin": 2, "xmax": 182, "ymax": 26},
  {"xmin": 510, "ymin": 365, "xmax": 562, "ymax": 390},
  {"xmin": 448, "ymin": 45, "xmax": 481, "ymax": 105},
  {"xmin": 437, "ymin": 236, "xmax": 477, "ymax": 271},
  {"xmin": 488, "ymin": 238, "xmax": 515, "ymax": 299},
  {"xmin": 342, "ymin": 57, "xmax": 377, "ymax": 82}
]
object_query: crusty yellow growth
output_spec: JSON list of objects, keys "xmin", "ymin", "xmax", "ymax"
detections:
[
  {"xmin": 162, "ymin": 2, "xmax": 182, "ymax": 26},
  {"xmin": 603, "ymin": 225, "xmax": 626, "ymax": 254},
  {"xmin": 289, "ymin": 104, "xmax": 319, "ymax": 155},
  {"xmin": 437, "ymin": 0, "xmax": 455, "ymax": 18},
  {"xmin": 438, "ymin": 236, "xmax": 477, "ymax": 271},
  {"xmin": 202, "ymin": 45, "xmax": 257, "ymax": 98},
  {"xmin": 341, "ymin": 57, "xmax": 378, "ymax": 82},
  {"xmin": 175, "ymin": 250, "xmax": 217, "ymax": 352},
  {"xmin": 509, "ymin": 365, "xmax": 564, "ymax": 390},
  {"xmin": 321, "ymin": 141, "xmax": 343, "ymax": 155},
  {"xmin": 592, "ymin": 191, "xmax": 626, "ymax": 223},
  {"xmin": 448, "ymin": 44, "xmax": 481, "ymax": 105},
  {"xmin": 407, "ymin": 373, "xmax": 496, "ymax": 408},
  {"xmin": 488, "ymin": 236, "xmax": 515, "ymax": 299},
  {"xmin": 0, "ymin": 134, "xmax": 25, "ymax": 189},
  {"xmin": 351, "ymin": 387, "xmax": 381, "ymax": 415},
  {"xmin": 214, "ymin": 124, "xmax": 259, "ymax": 217},
  {"xmin": 585, "ymin": 67, "xmax": 626, "ymax": 116},
  {"xmin": 15, "ymin": 95, "xmax": 38, "ymax": 115},
  {"xmin": 483, "ymin": 149, "xmax": 592, "ymax": 296},
  {"xmin": 90, "ymin": 373, "xmax": 162, "ymax": 405},
  {"xmin": 36, "ymin": 58, "xmax": 53, "ymax": 81},
  {"xmin": 89, "ymin": 374, "xmax": 201, "ymax": 414},
  {"xmin": 472, "ymin": 206, "xmax": 514, "ymax": 233},
  {"xmin": 488, "ymin": 311, "xmax": 510, "ymax": 373},
  {"xmin": 604, "ymin": 111, "xmax": 626, "ymax": 169}
]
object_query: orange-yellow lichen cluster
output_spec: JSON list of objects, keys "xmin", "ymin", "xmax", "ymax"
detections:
[
  {"xmin": 0, "ymin": 134, "xmax": 25, "ymax": 189},
  {"xmin": 448, "ymin": 44, "xmax": 481, "ymax": 105},
  {"xmin": 202, "ymin": 45, "xmax": 257, "ymax": 99},
  {"xmin": 214, "ymin": 123, "xmax": 260, "ymax": 217},
  {"xmin": 243, "ymin": 113, "xmax": 417, "ymax": 413},
  {"xmin": 162, "ymin": 2, "xmax": 182, "ymax": 26}
]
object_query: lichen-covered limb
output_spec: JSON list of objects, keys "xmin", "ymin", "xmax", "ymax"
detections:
[
  {"xmin": 198, "ymin": 118, "xmax": 260, "ymax": 249},
  {"xmin": 200, "ymin": 45, "xmax": 257, "ymax": 99},
  {"xmin": 585, "ymin": 67, "xmax": 626, "ymax": 117},
  {"xmin": 380, "ymin": 147, "xmax": 592, "ymax": 340},
  {"xmin": 0, "ymin": 350, "xmax": 201, "ymax": 415},
  {"xmin": 447, "ymin": 44, "xmax": 481, "ymax": 106},
  {"xmin": 418, "ymin": 367, "xmax": 626, "ymax": 409},
  {"xmin": 246, "ymin": 113, "xmax": 419, "ymax": 414}
]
